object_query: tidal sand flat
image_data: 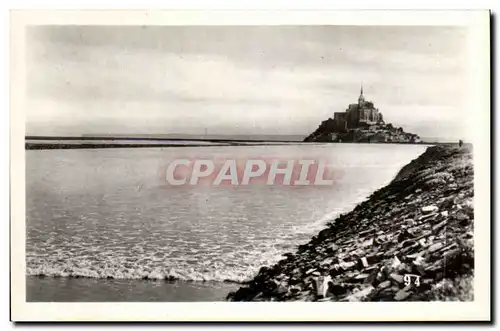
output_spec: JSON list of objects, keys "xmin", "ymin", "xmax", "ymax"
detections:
[
  {"xmin": 25, "ymin": 138, "xmax": 306, "ymax": 150},
  {"xmin": 27, "ymin": 276, "xmax": 239, "ymax": 302}
]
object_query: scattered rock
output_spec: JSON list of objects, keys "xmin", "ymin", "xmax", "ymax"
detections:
[
  {"xmin": 428, "ymin": 242, "xmax": 444, "ymax": 253},
  {"xmin": 276, "ymin": 283, "xmax": 288, "ymax": 295},
  {"xmin": 290, "ymin": 285, "xmax": 302, "ymax": 294},
  {"xmin": 227, "ymin": 145, "xmax": 474, "ymax": 302},
  {"xmin": 344, "ymin": 285, "xmax": 375, "ymax": 302},
  {"xmin": 328, "ymin": 283, "xmax": 348, "ymax": 296},
  {"xmin": 390, "ymin": 273, "xmax": 405, "ymax": 284},
  {"xmin": 305, "ymin": 268, "xmax": 316, "ymax": 275},
  {"xmin": 315, "ymin": 275, "xmax": 332, "ymax": 298},
  {"xmin": 361, "ymin": 238, "xmax": 374, "ymax": 247},
  {"xmin": 419, "ymin": 212, "xmax": 438, "ymax": 221},
  {"xmin": 443, "ymin": 248, "xmax": 461, "ymax": 260},
  {"xmin": 327, "ymin": 243, "xmax": 339, "ymax": 253},
  {"xmin": 378, "ymin": 280, "xmax": 391, "ymax": 289},
  {"xmin": 317, "ymin": 297, "xmax": 333, "ymax": 302},
  {"xmin": 413, "ymin": 256, "xmax": 425, "ymax": 266},
  {"xmin": 354, "ymin": 273, "xmax": 370, "ymax": 280},
  {"xmin": 339, "ymin": 261, "xmax": 357, "ymax": 270},
  {"xmin": 320, "ymin": 257, "xmax": 335, "ymax": 267},
  {"xmin": 398, "ymin": 229, "xmax": 413, "ymax": 242},
  {"xmin": 432, "ymin": 220, "xmax": 448, "ymax": 233},
  {"xmin": 391, "ymin": 256, "xmax": 402, "ymax": 268},
  {"xmin": 405, "ymin": 218, "xmax": 416, "ymax": 226},
  {"xmin": 394, "ymin": 289, "xmax": 411, "ymax": 301},
  {"xmin": 422, "ymin": 205, "xmax": 439, "ymax": 214},
  {"xmin": 455, "ymin": 212, "xmax": 471, "ymax": 226},
  {"xmin": 359, "ymin": 257, "xmax": 369, "ymax": 268}
]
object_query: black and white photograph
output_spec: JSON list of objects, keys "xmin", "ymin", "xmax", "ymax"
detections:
[{"xmin": 10, "ymin": 10, "xmax": 491, "ymax": 322}]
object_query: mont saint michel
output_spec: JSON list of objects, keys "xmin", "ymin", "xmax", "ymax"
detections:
[
  {"xmin": 20, "ymin": 22, "xmax": 479, "ymax": 314},
  {"xmin": 304, "ymin": 87, "xmax": 421, "ymax": 143}
]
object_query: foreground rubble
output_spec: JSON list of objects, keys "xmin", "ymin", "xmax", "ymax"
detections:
[{"xmin": 227, "ymin": 145, "xmax": 474, "ymax": 302}]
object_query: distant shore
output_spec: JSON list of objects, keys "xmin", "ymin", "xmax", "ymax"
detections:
[
  {"xmin": 228, "ymin": 144, "xmax": 474, "ymax": 301},
  {"xmin": 25, "ymin": 136, "xmax": 457, "ymax": 150},
  {"xmin": 25, "ymin": 142, "xmax": 233, "ymax": 150},
  {"xmin": 25, "ymin": 135, "xmax": 303, "ymax": 143},
  {"xmin": 25, "ymin": 135, "xmax": 308, "ymax": 150}
]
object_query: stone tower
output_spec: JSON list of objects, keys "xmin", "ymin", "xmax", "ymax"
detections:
[{"xmin": 358, "ymin": 85, "xmax": 365, "ymax": 104}]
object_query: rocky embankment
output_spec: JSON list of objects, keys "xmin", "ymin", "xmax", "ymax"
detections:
[{"xmin": 228, "ymin": 145, "xmax": 474, "ymax": 302}]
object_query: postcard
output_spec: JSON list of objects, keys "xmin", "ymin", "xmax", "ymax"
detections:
[{"xmin": 10, "ymin": 9, "xmax": 491, "ymax": 322}]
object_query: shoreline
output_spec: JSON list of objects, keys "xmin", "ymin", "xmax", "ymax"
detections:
[
  {"xmin": 25, "ymin": 136, "xmax": 459, "ymax": 150},
  {"xmin": 25, "ymin": 144, "xmax": 470, "ymax": 302},
  {"xmin": 25, "ymin": 142, "xmax": 234, "ymax": 150},
  {"xmin": 25, "ymin": 141, "xmax": 448, "ymax": 150},
  {"xmin": 227, "ymin": 144, "xmax": 474, "ymax": 301},
  {"xmin": 26, "ymin": 275, "xmax": 239, "ymax": 302}
]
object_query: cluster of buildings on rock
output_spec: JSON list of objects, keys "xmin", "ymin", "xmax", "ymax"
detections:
[
  {"xmin": 303, "ymin": 86, "xmax": 421, "ymax": 143},
  {"xmin": 332, "ymin": 86, "xmax": 384, "ymax": 132}
]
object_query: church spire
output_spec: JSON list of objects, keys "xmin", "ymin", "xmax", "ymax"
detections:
[{"xmin": 358, "ymin": 83, "xmax": 365, "ymax": 104}]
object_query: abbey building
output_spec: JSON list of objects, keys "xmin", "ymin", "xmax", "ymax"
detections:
[{"xmin": 332, "ymin": 86, "xmax": 384, "ymax": 133}]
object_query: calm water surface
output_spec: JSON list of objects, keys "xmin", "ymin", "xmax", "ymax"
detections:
[{"xmin": 26, "ymin": 144, "xmax": 427, "ymax": 301}]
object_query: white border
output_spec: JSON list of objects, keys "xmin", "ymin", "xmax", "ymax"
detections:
[{"xmin": 10, "ymin": 10, "xmax": 491, "ymax": 322}]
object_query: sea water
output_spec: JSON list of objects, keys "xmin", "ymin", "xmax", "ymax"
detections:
[{"xmin": 26, "ymin": 143, "xmax": 427, "ymax": 301}]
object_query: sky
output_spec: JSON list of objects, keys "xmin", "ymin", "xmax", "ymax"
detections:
[{"xmin": 25, "ymin": 25, "xmax": 470, "ymax": 140}]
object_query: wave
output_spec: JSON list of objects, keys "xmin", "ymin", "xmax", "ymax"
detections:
[
  {"xmin": 26, "ymin": 176, "xmax": 409, "ymax": 285},
  {"xmin": 27, "ymin": 264, "xmax": 257, "ymax": 283},
  {"xmin": 25, "ymin": 189, "xmax": 392, "ymax": 284}
]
